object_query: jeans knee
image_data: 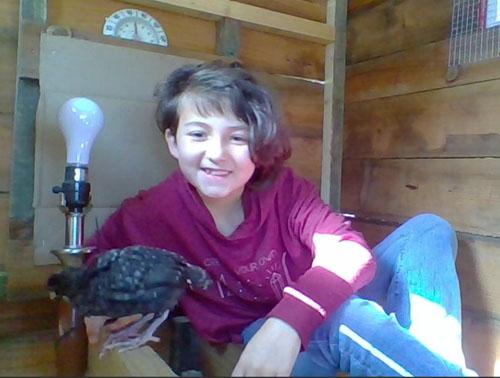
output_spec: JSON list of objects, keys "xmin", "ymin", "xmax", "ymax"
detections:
[
  {"xmin": 410, "ymin": 213, "xmax": 456, "ymax": 238},
  {"xmin": 406, "ymin": 213, "xmax": 458, "ymax": 257}
]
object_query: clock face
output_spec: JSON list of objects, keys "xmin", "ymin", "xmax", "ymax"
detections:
[{"xmin": 103, "ymin": 9, "xmax": 168, "ymax": 47}]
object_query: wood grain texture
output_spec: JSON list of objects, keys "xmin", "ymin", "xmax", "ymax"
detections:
[
  {"xmin": 0, "ymin": 329, "xmax": 57, "ymax": 376},
  {"xmin": 235, "ymin": 0, "xmax": 326, "ymax": 22},
  {"xmin": 342, "ymin": 158, "xmax": 500, "ymax": 237},
  {"xmin": 462, "ymin": 312, "xmax": 500, "ymax": 376},
  {"xmin": 121, "ymin": 0, "xmax": 334, "ymax": 44},
  {"xmin": 0, "ymin": 297, "xmax": 57, "ymax": 338},
  {"xmin": 0, "ymin": 194, "xmax": 7, "ymax": 266},
  {"xmin": 87, "ymin": 326, "xmax": 177, "ymax": 377},
  {"xmin": 257, "ymin": 73, "xmax": 323, "ymax": 138},
  {"xmin": 0, "ymin": 115, "xmax": 12, "ymax": 193},
  {"xmin": 0, "ymin": 0, "xmax": 18, "ymax": 115},
  {"xmin": 347, "ymin": 0, "xmax": 386, "ymax": 14},
  {"xmin": 346, "ymin": 0, "xmax": 452, "ymax": 64},
  {"xmin": 0, "ymin": 195, "xmax": 60, "ymax": 300},
  {"xmin": 48, "ymin": 0, "xmax": 217, "ymax": 53},
  {"xmin": 344, "ymin": 79, "xmax": 500, "ymax": 159},
  {"xmin": 346, "ymin": 38, "xmax": 500, "ymax": 103},
  {"xmin": 457, "ymin": 235, "xmax": 500, "ymax": 318},
  {"xmin": 200, "ymin": 340, "xmax": 242, "ymax": 377},
  {"xmin": 321, "ymin": 0, "xmax": 347, "ymax": 209},
  {"xmin": 240, "ymin": 27, "xmax": 325, "ymax": 79},
  {"xmin": 216, "ymin": 17, "xmax": 240, "ymax": 59},
  {"xmin": 0, "ymin": 0, "xmax": 20, "ymax": 30},
  {"xmin": 287, "ymin": 136, "xmax": 323, "ymax": 188}
]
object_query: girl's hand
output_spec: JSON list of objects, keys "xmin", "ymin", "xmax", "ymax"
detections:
[
  {"xmin": 231, "ymin": 317, "xmax": 301, "ymax": 377},
  {"xmin": 84, "ymin": 314, "xmax": 143, "ymax": 343}
]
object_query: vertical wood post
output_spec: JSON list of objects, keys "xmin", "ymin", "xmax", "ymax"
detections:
[
  {"xmin": 10, "ymin": 0, "xmax": 46, "ymax": 239},
  {"xmin": 216, "ymin": 17, "xmax": 241, "ymax": 60},
  {"xmin": 321, "ymin": 0, "xmax": 347, "ymax": 211}
]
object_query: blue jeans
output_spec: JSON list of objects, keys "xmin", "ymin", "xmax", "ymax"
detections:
[{"xmin": 242, "ymin": 214, "xmax": 476, "ymax": 376}]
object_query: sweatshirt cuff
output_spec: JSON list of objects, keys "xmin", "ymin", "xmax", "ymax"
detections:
[
  {"xmin": 266, "ymin": 292, "xmax": 324, "ymax": 348},
  {"xmin": 266, "ymin": 270, "xmax": 354, "ymax": 348}
]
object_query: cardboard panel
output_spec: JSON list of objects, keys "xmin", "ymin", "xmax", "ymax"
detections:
[
  {"xmin": 34, "ymin": 34, "xmax": 202, "ymax": 265},
  {"xmin": 34, "ymin": 93, "xmax": 174, "ymax": 208}
]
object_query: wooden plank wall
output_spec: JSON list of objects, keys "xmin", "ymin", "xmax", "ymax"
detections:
[
  {"xmin": 0, "ymin": 1, "xmax": 326, "ymax": 374},
  {"xmin": 344, "ymin": 0, "xmax": 500, "ymax": 375}
]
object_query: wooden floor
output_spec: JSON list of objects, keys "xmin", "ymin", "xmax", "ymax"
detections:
[
  {"xmin": 0, "ymin": 309, "xmax": 497, "ymax": 376},
  {"xmin": 0, "ymin": 329, "xmax": 57, "ymax": 376}
]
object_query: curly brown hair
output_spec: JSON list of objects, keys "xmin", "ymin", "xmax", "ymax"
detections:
[{"xmin": 154, "ymin": 60, "xmax": 291, "ymax": 188}]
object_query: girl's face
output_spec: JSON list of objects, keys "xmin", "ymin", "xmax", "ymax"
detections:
[{"xmin": 166, "ymin": 100, "xmax": 256, "ymax": 205}]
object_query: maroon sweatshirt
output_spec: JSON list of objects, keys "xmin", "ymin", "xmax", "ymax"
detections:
[{"xmin": 85, "ymin": 167, "xmax": 375, "ymax": 347}]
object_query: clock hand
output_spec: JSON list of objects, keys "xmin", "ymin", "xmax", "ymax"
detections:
[{"xmin": 133, "ymin": 21, "xmax": 139, "ymax": 40}]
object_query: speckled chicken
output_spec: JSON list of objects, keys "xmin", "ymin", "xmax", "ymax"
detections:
[{"xmin": 47, "ymin": 245, "xmax": 212, "ymax": 357}]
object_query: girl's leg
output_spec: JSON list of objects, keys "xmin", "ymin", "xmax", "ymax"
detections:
[
  {"xmin": 292, "ymin": 296, "xmax": 468, "ymax": 376},
  {"xmin": 291, "ymin": 213, "xmax": 474, "ymax": 376},
  {"xmin": 357, "ymin": 213, "xmax": 465, "ymax": 366}
]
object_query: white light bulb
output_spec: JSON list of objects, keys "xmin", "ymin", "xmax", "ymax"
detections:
[{"xmin": 58, "ymin": 97, "xmax": 104, "ymax": 166}]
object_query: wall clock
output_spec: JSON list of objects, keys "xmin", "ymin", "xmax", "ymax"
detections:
[{"xmin": 103, "ymin": 8, "xmax": 169, "ymax": 47}]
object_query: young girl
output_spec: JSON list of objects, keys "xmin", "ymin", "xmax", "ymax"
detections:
[{"xmin": 84, "ymin": 61, "xmax": 476, "ymax": 376}]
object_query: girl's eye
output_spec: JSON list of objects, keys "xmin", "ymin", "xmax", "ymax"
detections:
[
  {"xmin": 231, "ymin": 134, "xmax": 248, "ymax": 143},
  {"xmin": 188, "ymin": 131, "xmax": 206, "ymax": 139}
]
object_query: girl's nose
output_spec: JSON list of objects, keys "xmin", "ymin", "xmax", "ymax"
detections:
[{"xmin": 205, "ymin": 138, "xmax": 226, "ymax": 160}]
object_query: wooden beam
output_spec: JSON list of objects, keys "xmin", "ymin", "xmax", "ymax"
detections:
[
  {"xmin": 321, "ymin": 0, "xmax": 347, "ymax": 210},
  {"xmin": 122, "ymin": 0, "xmax": 335, "ymax": 44},
  {"xmin": 236, "ymin": 0, "xmax": 326, "ymax": 22},
  {"xmin": 347, "ymin": 0, "xmax": 385, "ymax": 14}
]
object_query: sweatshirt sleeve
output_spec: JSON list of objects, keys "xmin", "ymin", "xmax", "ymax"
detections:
[
  {"xmin": 266, "ymin": 173, "xmax": 376, "ymax": 348},
  {"xmin": 83, "ymin": 192, "xmax": 156, "ymax": 266}
]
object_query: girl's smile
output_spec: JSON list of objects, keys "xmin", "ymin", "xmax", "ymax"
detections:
[{"xmin": 165, "ymin": 99, "xmax": 256, "ymax": 207}]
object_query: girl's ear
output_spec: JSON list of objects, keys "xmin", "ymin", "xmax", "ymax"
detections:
[{"xmin": 165, "ymin": 129, "xmax": 179, "ymax": 159}]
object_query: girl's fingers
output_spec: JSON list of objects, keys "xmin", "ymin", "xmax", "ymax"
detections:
[
  {"xmin": 104, "ymin": 313, "xmax": 143, "ymax": 332},
  {"xmin": 84, "ymin": 316, "xmax": 109, "ymax": 344}
]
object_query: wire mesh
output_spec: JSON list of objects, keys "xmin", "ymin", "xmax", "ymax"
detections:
[{"xmin": 449, "ymin": 0, "xmax": 500, "ymax": 66}]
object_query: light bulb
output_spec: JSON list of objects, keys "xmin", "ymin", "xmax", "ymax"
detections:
[{"xmin": 58, "ymin": 97, "xmax": 104, "ymax": 166}]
